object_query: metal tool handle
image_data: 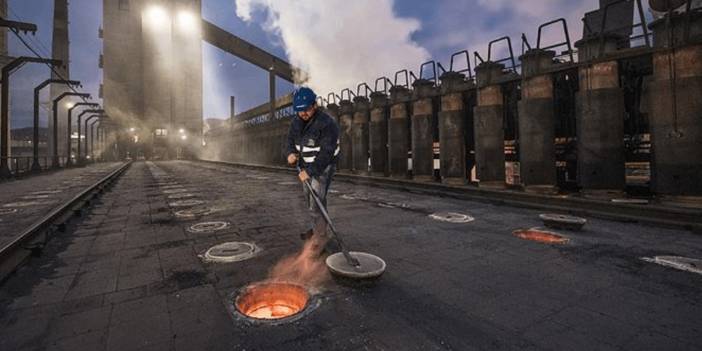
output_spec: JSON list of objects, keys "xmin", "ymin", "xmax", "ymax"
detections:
[{"xmin": 296, "ymin": 166, "xmax": 361, "ymax": 267}]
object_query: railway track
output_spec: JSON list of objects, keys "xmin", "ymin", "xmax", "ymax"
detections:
[{"xmin": 0, "ymin": 162, "xmax": 132, "ymax": 283}]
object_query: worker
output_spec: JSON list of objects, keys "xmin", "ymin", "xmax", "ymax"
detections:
[{"xmin": 286, "ymin": 87, "xmax": 340, "ymax": 251}]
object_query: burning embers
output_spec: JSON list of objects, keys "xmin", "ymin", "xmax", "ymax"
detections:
[
  {"xmin": 235, "ymin": 282, "xmax": 310, "ymax": 320},
  {"xmin": 513, "ymin": 228, "xmax": 569, "ymax": 244},
  {"xmin": 232, "ymin": 236, "xmax": 329, "ymax": 323}
]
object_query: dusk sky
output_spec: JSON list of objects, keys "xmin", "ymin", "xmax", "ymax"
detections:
[{"xmin": 6, "ymin": 0, "xmax": 602, "ymax": 129}]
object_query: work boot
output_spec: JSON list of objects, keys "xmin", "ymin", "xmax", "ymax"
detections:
[{"xmin": 299, "ymin": 229, "xmax": 314, "ymax": 241}]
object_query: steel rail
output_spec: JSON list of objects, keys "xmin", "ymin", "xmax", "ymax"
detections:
[{"xmin": 0, "ymin": 161, "xmax": 132, "ymax": 277}]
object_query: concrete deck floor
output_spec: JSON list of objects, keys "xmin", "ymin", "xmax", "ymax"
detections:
[{"xmin": 0, "ymin": 160, "xmax": 700, "ymax": 350}]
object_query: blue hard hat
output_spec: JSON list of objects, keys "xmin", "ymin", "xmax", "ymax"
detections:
[{"xmin": 293, "ymin": 87, "xmax": 317, "ymax": 112}]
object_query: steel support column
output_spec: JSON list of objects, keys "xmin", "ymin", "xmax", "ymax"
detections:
[
  {"xmin": 369, "ymin": 91, "xmax": 389, "ymax": 176},
  {"xmin": 473, "ymin": 62, "xmax": 507, "ymax": 188},
  {"xmin": 388, "ymin": 86, "xmax": 412, "ymax": 178},
  {"xmin": 31, "ymin": 78, "xmax": 79, "ymax": 171},
  {"xmin": 410, "ymin": 79, "xmax": 438, "ymax": 181},
  {"xmin": 51, "ymin": 92, "xmax": 89, "ymax": 168},
  {"xmin": 338, "ymin": 98, "xmax": 354, "ymax": 172},
  {"xmin": 575, "ymin": 36, "xmax": 625, "ymax": 197},
  {"xmin": 438, "ymin": 71, "xmax": 474, "ymax": 185},
  {"xmin": 518, "ymin": 49, "xmax": 558, "ymax": 193},
  {"xmin": 352, "ymin": 95, "xmax": 370, "ymax": 175},
  {"xmin": 1, "ymin": 57, "xmax": 61, "ymax": 177},
  {"xmin": 646, "ymin": 12, "xmax": 702, "ymax": 203}
]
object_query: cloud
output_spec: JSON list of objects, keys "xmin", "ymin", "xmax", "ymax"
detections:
[
  {"xmin": 234, "ymin": 0, "xmax": 431, "ymax": 97},
  {"xmin": 415, "ymin": 0, "xmax": 599, "ymax": 70}
]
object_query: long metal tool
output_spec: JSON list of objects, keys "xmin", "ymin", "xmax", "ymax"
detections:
[{"xmin": 297, "ymin": 167, "xmax": 361, "ymax": 267}]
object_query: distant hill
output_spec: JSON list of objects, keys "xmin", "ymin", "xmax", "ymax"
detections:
[{"xmin": 11, "ymin": 127, "xmax": 49, "ymax": 141}]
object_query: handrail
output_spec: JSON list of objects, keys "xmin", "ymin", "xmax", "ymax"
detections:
[
  {"xmin": 394, "ymin": 69, "xmax": 409, "ymax": 88},
  {"xmin": 340, "ymin": 88, "xmax": 356, "ymax": 101},
  {"xmin": 374, "ymin": 77, "xmax": 394, "ymax": 94},
  {"xmin": 356, "ymin": 82, "xmax": 372, "ymax": 98},
  {"xmin": 487, "ymin": 36, "xmax": 517, "ymax": 71},
  {"xmin": 537, "ymin": 18, "xmax": 574, "ymax": 63}
]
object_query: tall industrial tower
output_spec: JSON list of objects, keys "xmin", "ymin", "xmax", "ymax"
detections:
[
  {"xmin": 49, "ymin": 0, "xmax": 70, "ymax": 158},
  {"xmin": 102, "ymin": 0, "xmax": 203, "ymax": 159}
]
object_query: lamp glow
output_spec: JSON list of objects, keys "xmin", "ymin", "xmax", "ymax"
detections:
[
  {"xmin": 145, "ymin": 5, "xmax": 169, "ymax": 28},
  {"xmin": 176, "ymin": 10, "xmax": 198, "ymax": 33}
]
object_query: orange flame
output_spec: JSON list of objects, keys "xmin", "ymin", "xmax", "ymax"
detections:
[
  {"xmin": 513, "ymin": 229, "xmax": 568, "ymax": 244},
  {"xmin": 265, "ymin": 234, "xmax": 331, "ymax": 288}
]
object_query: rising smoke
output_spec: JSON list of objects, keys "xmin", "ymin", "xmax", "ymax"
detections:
[{"xmin": 234, "ymin": 0, "xmax": 431, "ymax": 96}]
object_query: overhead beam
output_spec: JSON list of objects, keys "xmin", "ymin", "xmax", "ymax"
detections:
[{"xmin": 201, "ymin": 19, "xmax": 301, "ymax": 83}]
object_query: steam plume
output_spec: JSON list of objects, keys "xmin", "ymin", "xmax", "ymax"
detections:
[{"xmin": 234, "ymin": 0, "xmax": 431, "ymax": 96}]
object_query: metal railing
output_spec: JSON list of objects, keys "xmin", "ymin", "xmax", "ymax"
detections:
[{"xmin": 0, "ymin": 156, "xmax": 76, "ymax": 178}]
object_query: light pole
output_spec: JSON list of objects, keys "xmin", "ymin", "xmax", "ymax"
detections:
[
  {"xmin": 52, "ymin": 92, "xmax": 90, "ymax": 168},
  {"xmin": 89, "ymin": 117, "xmax": 102, "ymax": 162},
  {"xmin": 85, "ymin": 114, "xmax": 106, "ymax": 162},
  {"xmin": 67, "ymin": 104, "xmax": 100, "ymax": 166},
  {"xmin": 0, "ymin": 57, "xmax": 62, "ymax": 178},
  {"xmin": 32, "ymin": 78, "xmax": 81, "ymax": 171},
  {"xmin": 96, "ymin": 124, "xmax": 103, "ymax": 161}
]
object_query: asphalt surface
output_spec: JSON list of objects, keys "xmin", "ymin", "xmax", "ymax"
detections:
[{"xmin": 0, "ymin": 160, "xmax": 700, "ymax": 350}]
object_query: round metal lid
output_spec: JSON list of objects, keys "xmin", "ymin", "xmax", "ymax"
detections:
[
  {"xmin": 174, "ymin": 208, "xmax": 211, "ymax": 218},
  {"xmin": 30, "ymin": 190, "xmax": 63, "ymax": 195},
  {"xmin": 163, "ymin": 188, "xmax": 190, "ymax": 194},
  {"xmin": 246, "ymin": 175, "xmax": 270, "ymax": 180},
  {"xmin": 341, "ymin": 193, "xmax": 369, "ymax": 201},
  {"xmin": 167, "ymin": 193, "xmax": 195, "ymax": 199},
  {"xmin": 325, "ymin": 251, "xmax": 387, "ymax": 279},
  {"xmin": 160, "ymin": 184, "xmax": 184, "ymax": 189},
  {"xmin": 539, "ymin": 213, "xmax": 587, "ymax": 230},
  {"xmin": 169, "ymin": 199, "xmax": 205, "ymax": 207},
  {"xmin": 377, "ymin": 202, "xmax": 410, "ymax": 209},
  {"xmin": 188, "ymin": 221, "xmax": 230, "ymax": 233},
  {"xmin": 428, "ymin": 212, "xmax": 474, "ymax": 223},
  {"xmin": 204, "ymin": 242, "xmax": 259, "ymax": 263},
  {"xmin": 3, "ymin": 201, "xmax": 46, "ymax": 207},
  {"xmin": 21, "ymin": 194, "xmax": 51, "ymax": 200},
  {"xmin": 0, "ymin": 208, "xmax": 18, "ymax": 215}
]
